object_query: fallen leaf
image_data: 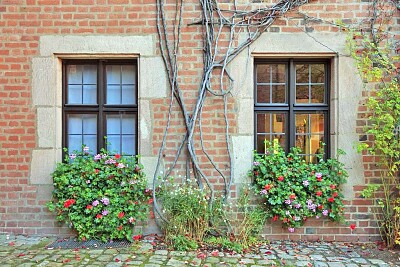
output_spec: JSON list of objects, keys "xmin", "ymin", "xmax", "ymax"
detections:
[
  {"xmin": 9, "ymin": 242, "xmax": 15, "ymax": 246},
  {"xmin": 17, "ymin": 253, "xmax": 25, "ymax": 257},
  {"xmin": 211, "ymin": 250, "xmax": 219, "ymax": 257}
]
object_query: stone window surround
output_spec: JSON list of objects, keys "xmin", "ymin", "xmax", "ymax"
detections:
[{"xmin": 30, "ymin": 33, "xmax": 365, "ymax": 200}]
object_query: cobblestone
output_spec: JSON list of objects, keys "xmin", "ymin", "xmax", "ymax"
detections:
[{"xmin": 0, "ymin": 235, "xmax": 399, "ymax": 266}]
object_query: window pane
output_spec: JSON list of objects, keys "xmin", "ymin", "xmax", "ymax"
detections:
[
  {"xmin": 296, "ymin": 85, "xmax": 309, "ymax": 103},
  {"xmin": 106, "ymin": 65, "xmax": 121, "ymax": 84},
  {"xmin": 122, "ymin": 135, "xmax": 135, "ymax": 155},
  {"xmin": 122, "ymin": 85, "xmax": 135, "ymax": 105},
  {"xmin": 257, "ymin": 113, "xmax": 271, "ymax": 133},
  {"xmin": 67, "ymin": 114, "xmax": 97, "ymax": 152},
  {"xmin": 67, "ymin": 65, "xmax": 83, "ymax": 84},
  {"xmin": 107, "ymin": 115, "xmax": 121, "ymax": 135},
  {"xmin": 296, "ymin": 64, "xmax": 309, "ymax": 83},
  {"xmin": 83, "ymin": 65, "xmax": 97, "ymax": 84},
  {"xmin": 107, "ymin": 85, "xmax": 121, "ymax": 104},
  {"xmin": 271, "ymin": 85, "xmax": 286, "ymax": 103},
  {"xmin": 311, "ymin": 64, "xmax": 325, "ymax": 83},
  {"xmin": 311, "ymin": 85, "xmax": 325, "ymax": 103},
  {"xmin": 295, "ymin": 113, "xmax": 325, "ymax": 159},
  {"xmin": 106, "ymin": 114, "xmax": 136, "ymax": 155},
  {"xmin": 121, "ymin": 65, "xmax": 136, "ymax": 84},
  {"xmin": 107, "ymin": 135, "xmax": 121, "ymax": 154},
  {"xmin": 256, "ymin": 85, "xmax": 271, "ymax": 104},
  {"xmin": 67, "ymin": 64, "xmax": 97, "ymax": 104},
  {"xmin": 270, "ymin": 64, "xmax": 285, "ymax": 83},
  {"xmin": 82, "ymin": 85, "xmax": 97, "ymax": 104},
  {"xmin": 256, "ymin": 64, "xmax": 270, "ymax": 83},
  {"xmin": 256, "ymin": 134, "xmax": 271, "ymax": 154},
  {"xmin": 122, "ymin": 115, "xmax": 136, "ymax": 134}
]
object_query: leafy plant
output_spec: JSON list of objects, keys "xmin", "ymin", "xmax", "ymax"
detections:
[
  {"xmin": 348, "ymin": 18, "xmax": 400, "ymax": 248},
  {"xmin": 158, "ymin": 179, "xmax": 225, "ymax": 249},
  {"xmin": 204, "ymin": 236, "xmax": 243, "ymax": 253},
  {"xmin": 250, "ymin": 142, "xmax": 348, "ymax": 232},
  {"xmin": 46, "ymin": 147, "xmax": 151, "ymax": 242}
]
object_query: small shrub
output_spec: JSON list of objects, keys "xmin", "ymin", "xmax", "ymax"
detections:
[
  {"xmin": 46, "ymin": 147, "xmax": 151, "ymax": 242},
  {"xmin": 159, "ymin": 179, "xmax": 225, "ymax": 249},
  {"xmin": 250, "ymin": 142, "xmax": 348, "ymax": 232}
]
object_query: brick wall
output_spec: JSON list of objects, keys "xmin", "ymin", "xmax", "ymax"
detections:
[{"xmin": 0, "ymin": 0, "xmax": 398, "ymax": 241}]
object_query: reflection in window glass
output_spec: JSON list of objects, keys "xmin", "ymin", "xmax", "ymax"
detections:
[
  {"xmin": 295, "ymin": 63, "xmax": 325, "ymax": 104},
  {"xmin": 256, "ymin": 64, "xmax": 286, "ymax": 104}
]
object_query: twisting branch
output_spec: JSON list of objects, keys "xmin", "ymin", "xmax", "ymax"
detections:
[{"xmin": 153, "ymin": 0, "xmax": 310, "ymax": 224}]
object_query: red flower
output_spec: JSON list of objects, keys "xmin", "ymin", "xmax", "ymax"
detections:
[
  {"xmin": 63, "ymin": 199, "xmax": 75, "ymax": 208},
  {"xmin": 328, "ymin": 197, "xmax": 335, "ymax": 203},
  {"xmin": 118, "ymin": 212, "xmax": 125, "ymax": 219},
  {"xmin": 118, "ymin": 225, "xmax": 123, "ymax": 231},
  {"xmin": 318, "ymin": 204, "xmax": 323, "ymax": 210},
  {"xmin": 278, "ymin": 176, "xmax": 284, "ymax": 182},
  {"xmin": 332, "ymin": 192, "xmax": 338, "ymax": 197},
  {"xmin": 148, "ymin": 198, "xmax": 154, "ymax": 204},
  {"xmin": 150, "ymin": 211, "xmax": 155, "ymax": 218},
  {"xmin": 272, "ymin": 215, "xmax": 279, "ymax": 221},
  {"xmin": 254, "ymin": 171, "xmax": 259, "ymax": 176},
  {"xmin": 96, "ymin": 214, "xmax": 102, "ymax": 219},
  {"xmin": 95, "ymin": 169, "xmax": 99, "ymax": 174},
  {"xmin": 115, "ymin": 154, "xmax": 121, "ymax": 159},
  {"xmin": 350, "ymin": 224, "xmax": 356, "ymax": 230},
  {"xmin": 264, "ymin": 184, "xmax": 271, "ymax": 190},
  {"xmin": 330, "ymin": 184, "xmax": 336, "ymax": 190},
  {"xmin": 86, "ymin": 205, "xmax": 93, "ymax": 210},
  {"xmin": 289, "ymin": 193, "xmax": 296, "ymax": 199},
  {"xmin": 317, "ymin": 177, "xmax": 322, "ymax": 182},
  {"xmin": 133, "ymin": 234, "xmax": 142, "ymax": 241},
  {"xmin": 316, "ymin": 191, "xmax": 322, "ymax": 196}
]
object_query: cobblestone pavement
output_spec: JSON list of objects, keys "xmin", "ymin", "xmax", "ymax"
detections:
[{"xmin": 0, "ymin": 234, "xmax": 397, "ymax": 267}]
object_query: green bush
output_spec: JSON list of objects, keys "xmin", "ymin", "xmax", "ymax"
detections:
[
  {"xmin": 46, "ymin": 147, "xmax": 151, "ymax": 242},
  {"xmin": 250, "ymin": 142, "xmax": 348, "ymax": 232}
]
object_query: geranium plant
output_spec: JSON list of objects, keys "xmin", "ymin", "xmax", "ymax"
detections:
[
  {"xmin": 251, "ymin": 142, "xmax": 348, "ymax": 232},
  {"xmin": 47, "ymin": 146, "xmax": 151, "ymax": 242}
]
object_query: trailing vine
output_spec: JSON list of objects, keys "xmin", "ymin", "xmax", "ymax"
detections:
[
  {"xmin": 348, "ymin": 0, "xmax": 400, "ymax": 248},
  {"xmin": 152, "ymin": 0, "xmax": 310, "ymax": 223}
]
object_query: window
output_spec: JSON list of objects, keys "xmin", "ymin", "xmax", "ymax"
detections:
[
  {"xmin": 62, "ymin": 59, "xmax": 138, "ymax": 155},
  {"xmin": 254, "ymin": 59, "xmax": 330, "ymax": 162}
]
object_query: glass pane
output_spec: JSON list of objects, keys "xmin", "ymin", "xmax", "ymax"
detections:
[
  {"xmin": 296, "ymin": 64, "xmax": 309, "ymax": 83},
  {"xmin": 106, "ymin": 65, "xmax": 121, "ymax": 84},
  {"xmin": 68, "ymin": 85, "xmax": 82, "ymax": 104},
  {"xmin": 256, "ymin": 85, "xmax": 270, "ymax": 104},
  {"xmin": 107, "ymin": 135, "xmax": 121, "ymax": 154},
  {"xmin": 82, "ymin": 85, "xmax": 97, "ymax": 104},
  {"xmin": 82, "ymin": 115, "xmax": 97, "ymax": 134},
  {"xmin": 107, "ymin": 115, "xmax": 120, "ymax": 135},
  {"xmin": 68, "ymin": 115, "xmax": 82, "ymax": 134},
  {"xmin": 270, "ymin": 64, "xmax": 286, "ymax": 83},
  {"xmin": 311, "ymin": 64, "xmax": 325, "ymax": 83},
  {"xmin": 121, "ymin": 65, "xmax": 135, "ymax": 84},
  {"xmin": 83, "ymin": 65, "xmax": 97, "ymax": 84},
  {"xmin": 311, "ymin": 85, "xmax": 325, "ymax": 103},
  {"xmin": 272, "ymin": 114, "xmax": 286, "ymax": 133},
  {"xmin": 68, "ymin": 135, "xmax": 82, "ymax": 152},
  {"xmin": 256, "ymin": 64, "xmax": 270, "ymax": 83},
  {"xmin": 122, "ymin": 135, "xmax": 135, "ymax": 155},
  {"xmin": 83, "ymin": 135, "xmax": 97, "ymax": 152},
  {"xmin": 256, "ymin": 135, "xmax": 271, "ymax": 154},
  {"xmin": 256, "ymin": 113, "xmax": 271, "ymax": 133},
  {"xmin": 122, "ymin": 85, "xmax": 135, "ymax": 105},
  {"xmin": 311, "ymin": 113, "xmax": 325, "ymax": 134},
  {"xmin": 107, "ymin": 85, "xmax": 121, "ymax": 104},
  {"xmin": 122, "ymin": 115, "xmax": 136, "ymax": 134},
  {"xmin": 296, "ymin": 85, "xmax": 309, "ymax": 103},
  {"xmin": 67, "ymin": 65, "xmax": 83, "ymax": 84},
  {"xmin": 271, "ymin": 85, "xmax": 286, "ymax": 103}
]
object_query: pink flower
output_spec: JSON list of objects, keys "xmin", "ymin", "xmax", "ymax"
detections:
[
  {"xmin": 118, "ymin": 212, "xmax": 125, "ymax": 219},
  {"xmin": 288, "ymin": 227, "xmax": 295, "ymax": 233}
]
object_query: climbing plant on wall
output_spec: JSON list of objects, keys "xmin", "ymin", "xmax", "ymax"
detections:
[{"xmin": 348, "ymin": 0, "xmax": 400, "ymax": 248}]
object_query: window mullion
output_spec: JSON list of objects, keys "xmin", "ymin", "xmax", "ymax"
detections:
[
  {"xmin": 98, "ymin": 61, "xmax": 105, "ymax": 152},
  {"xmin": 288, "ymin": 59, "xmax": 295, "ymax": 151}
]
